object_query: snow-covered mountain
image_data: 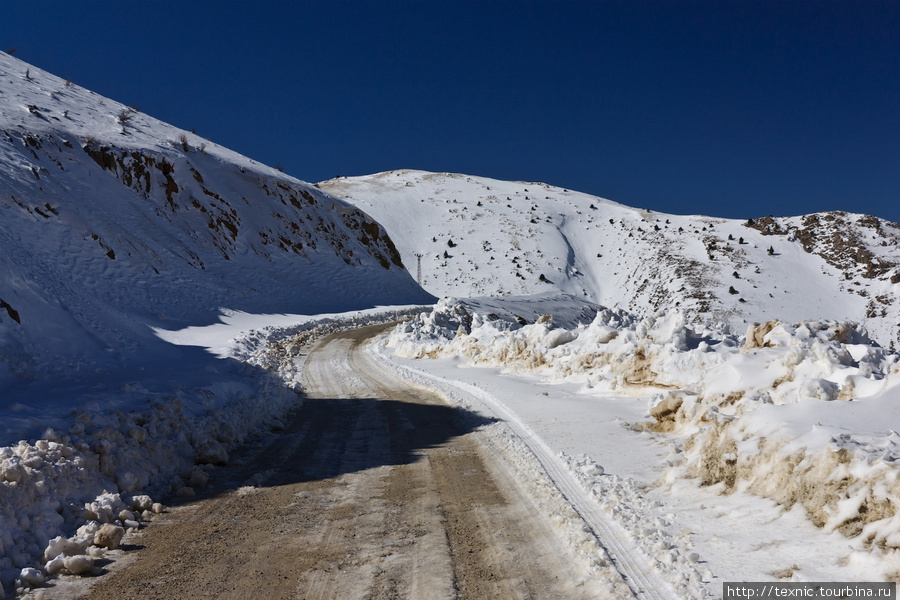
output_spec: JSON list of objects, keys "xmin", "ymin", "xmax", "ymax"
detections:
[
  {"xmin": 3, "ymin": 49, "xmax": 900, "ymax": 595},
  {"xmin": 321, "ymin": 170, "xmax": 900, "ymax": 348},
  {"xmin": 0, "ymin": 52, "xmax": 432, "ymax": 387}
]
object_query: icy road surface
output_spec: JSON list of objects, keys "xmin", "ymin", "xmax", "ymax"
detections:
[{"xmin": 58, "ymin": 324, "xmax": 623, "ymax": 599}]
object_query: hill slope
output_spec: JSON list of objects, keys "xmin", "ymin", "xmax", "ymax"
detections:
[
  {"xmin": 0, "ymin": 52, "xmax": 432, "ymax": 387},
  {"xmin": 321, "ymin": 170, "xmax": 900, "ymax": 347}
]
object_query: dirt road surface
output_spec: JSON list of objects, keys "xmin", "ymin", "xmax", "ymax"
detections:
[{"xmin": 46, "ymin": 323, "xmax": 611, "ymax": 599}]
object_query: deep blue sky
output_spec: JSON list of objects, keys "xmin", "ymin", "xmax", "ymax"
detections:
[{"xmin": 3, "ymin": 1, "xmax": 899, "ymax": 222}]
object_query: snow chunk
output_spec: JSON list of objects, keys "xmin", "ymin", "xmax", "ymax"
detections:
[
  {"xmin": 93, "ymin": 523, "xmax": 126, "ymax": 550},
  {"xmin": 63, "ymin": 554, "xmax": 93, "ymax": 576},
  {"xmin": 195, "ymin": 439, "xmax": 229, "ymax": 466},
  {"xmin": 17, "ymin": 567, "xmax": 43, "ymax": 588}
]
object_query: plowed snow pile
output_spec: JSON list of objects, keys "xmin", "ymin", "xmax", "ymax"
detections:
[{"xmin": 388, "ymin": 299, "xmax": 900, "ymax": 558}]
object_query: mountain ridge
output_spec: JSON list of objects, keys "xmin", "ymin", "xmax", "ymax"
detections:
[{"xmin": 321, "ymin": 169, "xmax": 900, "ymax": 348}]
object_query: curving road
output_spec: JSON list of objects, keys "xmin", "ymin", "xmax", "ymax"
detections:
[{"xmin": 64, "ymin": 323, "xmax": 613, "ymax": 599}]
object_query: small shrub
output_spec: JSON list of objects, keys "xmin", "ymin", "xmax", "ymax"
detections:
[{"xmin": 117, "ymin": 108, "xmax": 135, "ymax": 124}]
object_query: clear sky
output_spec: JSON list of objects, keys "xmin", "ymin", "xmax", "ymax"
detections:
[{"xmin": 3, "ymin": 1, "xmax": 899, "ymax": 222}]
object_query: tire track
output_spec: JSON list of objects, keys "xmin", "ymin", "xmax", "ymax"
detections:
[{"xmin": 369, "ymin": 339, "xmax": 677, "ymax": 600}]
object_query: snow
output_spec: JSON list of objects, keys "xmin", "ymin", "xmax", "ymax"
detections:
[
  {"xmin": 381, "ymin": 297, "xmax": 900, "ymax": 588},
  {"xmin": 5, "ymin": 47, "xmax": 900, "ymax": 597},
  {"xmin": 322, "ymin": 170, "xmax": 900, "ymax": 348},
  {"xmin": 0, "ymin": 49, "xmax": 432, "ymax": 436}
]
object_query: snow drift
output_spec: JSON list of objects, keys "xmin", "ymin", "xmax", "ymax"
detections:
[{"xmin": 388, "ymin": 299, "xmax": 900, "ymax": 557}]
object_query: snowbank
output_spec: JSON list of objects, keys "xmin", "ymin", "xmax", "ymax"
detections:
[
  {"xmin": 0, "ymin": 364, "xmax": 295, "ymax": 595},
  {"xmin": 388, "ymin": 298, "xmax": 900, "ymax": 553}
]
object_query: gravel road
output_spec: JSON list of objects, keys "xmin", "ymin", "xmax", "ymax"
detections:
[{"xmin": 52, "ymin": 323, "xmax": 606, "ymax": 599}]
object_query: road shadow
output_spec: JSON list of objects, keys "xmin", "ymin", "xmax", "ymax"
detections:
[{"xmin": 186, "ymin": 393, "xmax": 497, "ymax": 500}]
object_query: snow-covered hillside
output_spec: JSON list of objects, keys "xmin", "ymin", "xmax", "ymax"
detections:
[
  {"xmin": 321, "ymin": 170, "xmax": 900, "ymax": 347},
  {"xmin": 0, "ymin": 52, "xmax": 432, "ymax": 395}
]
